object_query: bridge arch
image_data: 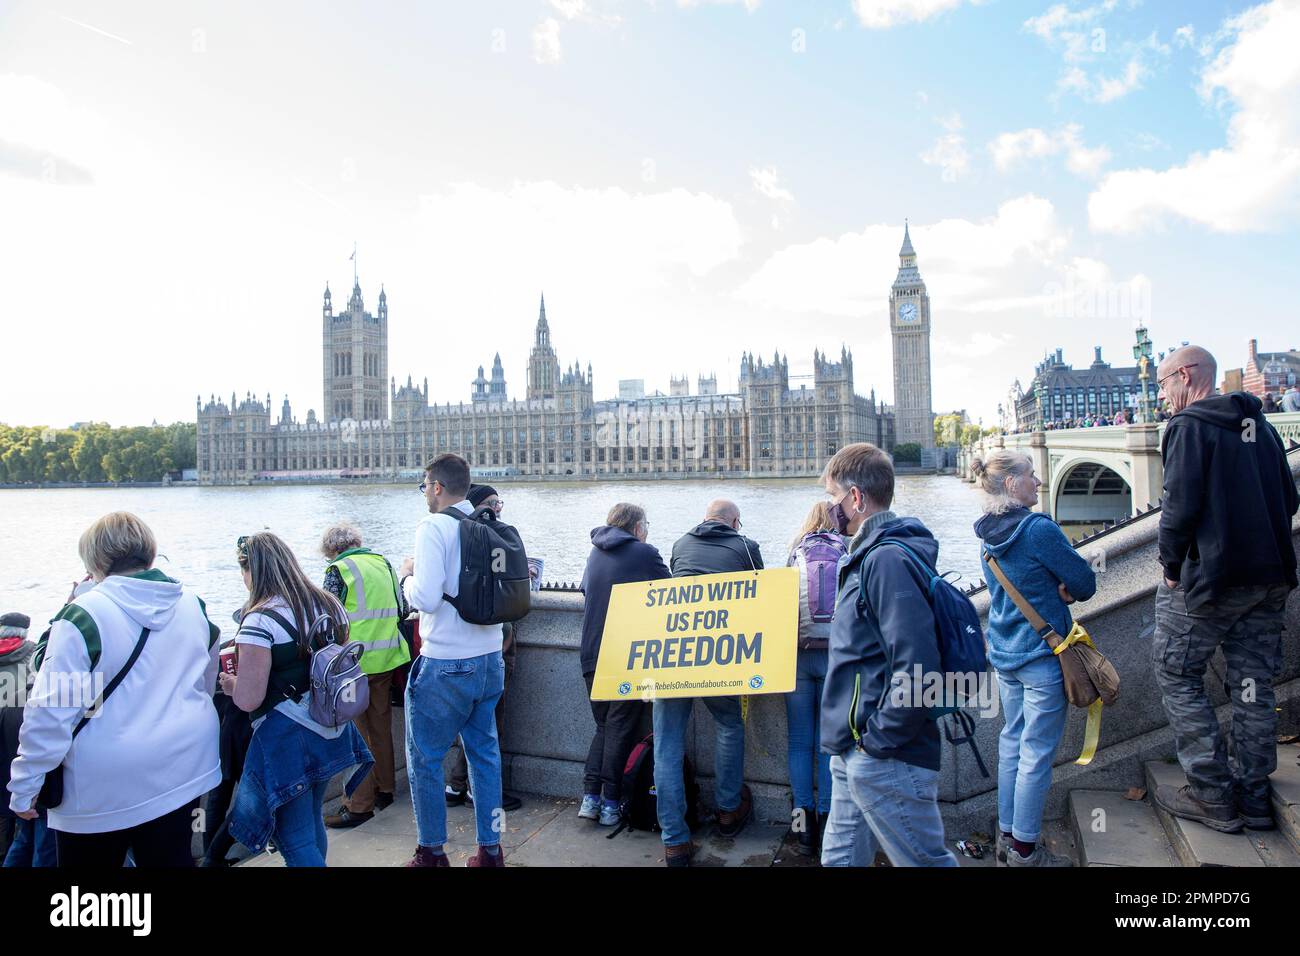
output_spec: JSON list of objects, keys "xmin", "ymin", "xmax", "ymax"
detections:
[{"xmin": 1050, "ymin": 456, "xmax": 1132, "ymax": 531}]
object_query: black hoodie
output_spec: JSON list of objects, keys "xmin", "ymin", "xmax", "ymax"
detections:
[
  {"xmin": 1159, "ymin": 391, "xmax": 1298, "ymax": 611},
  {"xmin": 669, "ymin": 521, "xmax": 764, "ymax": 578},
  {"xmin": 579, "ymin": 526, "xmax": 671, "ymax": 674}
]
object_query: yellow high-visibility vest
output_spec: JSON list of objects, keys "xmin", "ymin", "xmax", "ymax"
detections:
[{"xmin": 328, "ymin": 548, "xmax": 410, "ymax": 675}]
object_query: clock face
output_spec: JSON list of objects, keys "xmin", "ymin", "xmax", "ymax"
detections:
[{"xmin": 898, "ymin": 302, "xmax": 918, "ymax": 324}]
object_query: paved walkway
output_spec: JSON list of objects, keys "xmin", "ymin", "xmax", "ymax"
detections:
[{"xmin": 240, "ymin": 769, "xmax": 803, "ymax": 867}]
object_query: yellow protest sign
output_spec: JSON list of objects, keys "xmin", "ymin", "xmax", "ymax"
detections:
[{"xmin": 589, "ymin": 567, "xmax": 799, "ymax": 701}]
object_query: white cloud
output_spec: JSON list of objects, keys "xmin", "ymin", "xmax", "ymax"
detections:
[
  {"xmin": 852, "ymin": 0, "xmax": 984, "ymax": 29},
  {"xmin": 921, "ymin": 132, "xmax": 970, "ymax": 182},
  {"xmin": 749, "ymin": 166, "xmax": 794, "ymax": 201},
  {"xmin": 734, "ymin": 195, "xmax": 1068, "ymax": 318},
  {"xmin": 1024, "ymin": 0, "xmax": 1116, "ymax": 59},
  {"xmin": 549, "ymin": 0, "xmax": 589, "ymax": 19},
  {"xmin": 1025, "ymin": 3, "xmax": 1168, "ymax": 103},
  {"xmin": 532, "ymin": 18, "xmax": 563, "ymax": 64},
  {"xmin": 677, "ymin": 0, "xmax": 761, "ymax": 11},
  {"xmin": 416, "ymin": 180, "xmax": 744, "ymax": 292},
  {"xmin": 920, "ymin": 114, "xmax": 970, "ymax": 182},
  {"xmin": 1089, "ymin": 0, "xmax": 1300, "ymax": 234},
  {"xmin": 989, "ymin": 123, "xmax": 1110, "ymax": 178}
]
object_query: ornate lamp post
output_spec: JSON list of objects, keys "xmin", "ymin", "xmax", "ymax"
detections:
[{"xmin": 1133, "ymin": 324, "xmax": 1154, "ymax": 423}]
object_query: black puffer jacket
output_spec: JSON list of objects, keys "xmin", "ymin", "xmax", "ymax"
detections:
[
  {"xmin": 1159, "ymin": 392, "xmax": 1298, "ymax": 611},
  {"xmin": 669, "ymin": 521, "xmax": 764, "ymax": 577}
]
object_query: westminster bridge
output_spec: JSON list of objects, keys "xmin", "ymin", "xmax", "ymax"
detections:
[{"xmin": 957, "ymin": 413, "xmax": 1300, "ymax": 528}]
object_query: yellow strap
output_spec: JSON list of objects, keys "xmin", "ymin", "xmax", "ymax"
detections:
[
  {"xmin": 741, "ymin": 695, "xmax": 748, "ymax": 723},
  {"xmin": 1075, "ymin": 698, "xmax": 1104, "ymax": 766},
  {"xmin": 1053, "ymin": 622, "xmax": 1095, "ymax": 655}
]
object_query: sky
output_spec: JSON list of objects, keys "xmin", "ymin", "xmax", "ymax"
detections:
[{"xmin": 1, "ymin": 0, "xmax": 1297, "ymax": 430}]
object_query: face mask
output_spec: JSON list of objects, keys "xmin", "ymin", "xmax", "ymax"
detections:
[{"xmin": 828, "ymin": 490, "xmax": 860, "ymax": 535}]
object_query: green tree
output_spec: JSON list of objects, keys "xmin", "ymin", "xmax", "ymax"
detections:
[{"xmin": 893, "ymin": 442, "xmax": 922, "ymax": 465}]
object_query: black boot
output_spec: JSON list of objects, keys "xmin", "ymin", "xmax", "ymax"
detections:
[{"xmin": 793, "ymin": 807, "xmax": 818, "ymax": 856}]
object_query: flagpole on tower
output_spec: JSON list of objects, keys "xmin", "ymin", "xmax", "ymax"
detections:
[{"xmin": 350, "ymin": 242, "xmax": 357, "ymax": 288}]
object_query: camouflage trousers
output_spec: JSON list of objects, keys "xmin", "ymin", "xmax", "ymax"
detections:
[{"xmin": 1152, "ymin": 581, "xmax": 1290, "ymax": 805}]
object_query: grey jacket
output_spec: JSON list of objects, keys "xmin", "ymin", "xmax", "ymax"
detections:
[{"xmin": 669, "ymin": 521, "xmax": 764, "ymax": 577}]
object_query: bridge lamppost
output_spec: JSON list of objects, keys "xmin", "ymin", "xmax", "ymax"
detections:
[{"xmin": 1133, "ymin": 325, "xmax": 1154, "ymax": 423}]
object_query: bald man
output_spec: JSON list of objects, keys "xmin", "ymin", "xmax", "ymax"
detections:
[
  {"xmin": 1152, "ymin": 345, "xmax": 1298, "ymax": 834},
  {"xmin": 651, "ymin": 499, "xmax": 764, "ymax": 866}
]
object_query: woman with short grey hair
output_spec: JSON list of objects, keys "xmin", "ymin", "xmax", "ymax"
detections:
[{"xmin": 320, "ymin": 523, "xmax": 364, "ymax": 561}]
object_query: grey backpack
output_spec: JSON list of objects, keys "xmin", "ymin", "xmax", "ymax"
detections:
[{"xmin": 264, "ymin": 609, "xmax": 369, "ymax": 727}]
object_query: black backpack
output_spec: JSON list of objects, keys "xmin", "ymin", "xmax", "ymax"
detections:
[
  {"xmin": 607, "ymin": 732, "xmax": 699, "ymax": 838},
  {"xmin": 440, "ymin": 505, "xmax": 531, "ymax": 625}
]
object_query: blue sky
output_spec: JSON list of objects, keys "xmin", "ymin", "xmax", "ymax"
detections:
[{"xmin": 1, "ymin": 0, "xmax": 1296, "ymax": 429}]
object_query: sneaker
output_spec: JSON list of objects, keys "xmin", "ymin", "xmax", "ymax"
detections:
[
  {"xmin": 598, "ymin": 801, "xmax": 620, "ymax": 826},
  {"xmin": 793, "ymin": 807, "xmax": 818, "ymax": 856},
  {"xmin": 374, "ymin": 791, "xmax": 395, "ymax": 812},
  {"xmin": 466, "ymin": 845, "xmax": 506, "ymax": 867},
  {"xmin": 717, "ymin": 785, "xmax": 753, "ymax": 838},
  {"xmin": 664, "ymin": 843, "xmax": 692, "ymax": 868},
  {"xmin": 405, "ymin": 846, "xmax": 450, "ymax": 868},
  {"xmin": 995, "ymin": 834, "xmax": 1012, "ymax": 867},
  {"xmin": 445, "ymin": 786, "xmax": 467, "ymax": 807},
  {"xmin": 324, "ymin": 808, "xmax": 373, "ymax": 829},
  {"xmin": 502, "ymin": 791, "xmax": 523, "ymax": 812},
  {"xmin": 1005, "ymin": 843, "xmax": 1073, "ymax": 867},
  {"xmin": 1154, "ymin": 783, "xmax": 1244, "ymax": 834},
  {"xmin": 578, "ymin": 794, "xmax": 601, "ymax": 820}
]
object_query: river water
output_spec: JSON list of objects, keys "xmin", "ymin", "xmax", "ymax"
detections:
[{"xmin": 0, "ymin": 476, "xmax": 985, "ymax": 630}]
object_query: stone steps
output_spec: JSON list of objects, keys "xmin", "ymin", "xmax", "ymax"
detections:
[{"xmin": 1068, "ymin": 745, "xmax": 1300, "ymax": 867}]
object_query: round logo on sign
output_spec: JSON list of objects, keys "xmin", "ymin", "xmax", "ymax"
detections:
[
  {"xmin": 618, "ymin": 682, "xmax": 632, "ymax": 696},
  {"xmin": 749, "ymin": 675, "xmax": 764, "ymax": 690}
]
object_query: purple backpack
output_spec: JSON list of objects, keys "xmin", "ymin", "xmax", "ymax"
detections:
[{"xmin": 795, "ymin": 531, "xmax": 848, "ymax": 625}]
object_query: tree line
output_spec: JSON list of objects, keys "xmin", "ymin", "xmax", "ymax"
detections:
[{"xmin": 0, "ymin": 422, "xmax": 197, "ymax": 484}]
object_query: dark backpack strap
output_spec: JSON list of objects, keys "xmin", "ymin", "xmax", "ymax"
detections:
[
  {"xmin": 856, "ymin": 539, "xmax": 934, "ymax": 614},
  {"xmin": 942, "ymin": 710, "xmax": 990, "ymax": 778},
  {"xmin": 73, "ymin": 625, "xmax": 151, "ymax": 738},
  {"xmin": 256, "ymin": 608, "xmax": 310, "ymax": 703}
]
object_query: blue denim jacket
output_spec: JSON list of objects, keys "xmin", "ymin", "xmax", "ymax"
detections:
[{"xmin": 228, "ymin": 710, "xmax": 373, "ymax": 853}]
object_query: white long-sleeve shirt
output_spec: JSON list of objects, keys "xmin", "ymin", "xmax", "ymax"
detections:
[{"xmin": 403, "ymin": 499, "xmax": 503, "ymax": 660}]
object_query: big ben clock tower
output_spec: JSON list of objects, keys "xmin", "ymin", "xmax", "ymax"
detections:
[{"xmin": 889, "ymin": 220, "xmax": 934, "ymax": 449}]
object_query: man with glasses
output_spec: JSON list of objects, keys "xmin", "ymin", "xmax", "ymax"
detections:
[
  {"xmin": 443, "ymin": 485, "xmax": 523, "ymax": 813},
  {"xmin": 398, "ymin": 456, "xmax": 507, "ymax": 867},
  {"xmin": 1152, "ymin": 345, "xmax": 1298, "ymax": 833},
  {"xmin": 654, "ymin": 500, "xmax": 764, "ymax": 866}
]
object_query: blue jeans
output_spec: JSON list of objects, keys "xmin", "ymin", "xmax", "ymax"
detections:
[
  {"xmin": 821, "ymin": 750, "xmax": 957, "ymax": 867},
  {"xmin": 406, "ymin": 651, "xmax": 505, "ymax": 848},
  {"xmin": 3, "ymin": 812, "xmax": 57, "ymax": 867},
  {"xmin": 996, "ymin": 655, "xmax": 1068, "ymax": 843},
  {"xmin": 785, "ymin": 649, "xmax": 832, "ymax": 814},
  {"xmin": 273, "ymin": 780, "xmax": 329, "ymax": 867},
  {"xmin": 651, "ymin": 695, "xmax": 745, "ymax": 847}
]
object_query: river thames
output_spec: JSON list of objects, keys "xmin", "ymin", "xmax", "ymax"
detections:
[{"xmin": 0, "ymin": 476, "xmax": 985, "ymax": 628}]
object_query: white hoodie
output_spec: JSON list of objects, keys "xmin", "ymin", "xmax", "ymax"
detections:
[{"xmin": 7, "ymin": 570, "xmax": 222, "ymax": 833}]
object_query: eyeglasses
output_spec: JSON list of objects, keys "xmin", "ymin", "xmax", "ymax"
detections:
[{"xmin": 1157, "ymin": 363, "xmax": 1198, "ymax": 390}]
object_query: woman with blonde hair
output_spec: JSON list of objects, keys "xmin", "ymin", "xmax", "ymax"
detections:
[
  {"xmin": 972, "ymin": 450, "xmax": 1096, "ymax": 867},
  {"xmin": 784, "ymin": 499, "xmax": 847, "ymax": 857},
  {"xmin": 221, "ymin": 532, "xmax": 372, "ymax": 867},
  {"xmin": 8, "ymin": 511, "xmax": 221, "ymax": 866}
]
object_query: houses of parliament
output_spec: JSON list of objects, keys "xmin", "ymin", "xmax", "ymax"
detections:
[{"xmin": 196, "ymin": 229, "xmax": 935, "ymax": 484}]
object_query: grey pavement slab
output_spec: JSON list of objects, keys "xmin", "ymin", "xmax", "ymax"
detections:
[
  {"xmin": 1145, "ymin": 761, "xmax": 1266, "ymax": 868},
  {"xmin": 1069, "ymin": 789, "xmax": 1175, "ymax": 867},
  {"xmin": 240, "ymin": 771, "xmax": 783, "ymax": 867},
  {"xmin": 1270, "ymin": 743, "xmax": 1300, "ymax": 854}
]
